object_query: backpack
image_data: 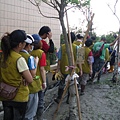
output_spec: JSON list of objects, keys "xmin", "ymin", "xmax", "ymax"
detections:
[{"xmin": 93, "ymin": 43, "xmax": 104, "ymax": 58}]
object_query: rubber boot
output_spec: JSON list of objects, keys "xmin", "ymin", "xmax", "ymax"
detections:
[
  {"xmin": 108, "ymin": 66, "xmax": 114, "ymax": 73},
  {"xmin": 66, "ymin": 90, "xmax": 70, "ymax": 104},
  {"xmin": 80, "ymin": 85, "xmax": 85, "ymax": 95},
  {"xmin": 58, "ymin": 88, "xmax": 64, "ymax": 99},
  {"xmin": 107, "ymin": 65, "xmax": 112, "ymax": 72},
  {"xmin": 54, "ymin": 88, "xmax": 64, "ymax": 104},
  {"xmin": 36, "ymin": 109, "xmax": 44, "ymax": 120},
  {"xmin": 107, "ymin": 67, "xmax": 110, "ymax": 71}
]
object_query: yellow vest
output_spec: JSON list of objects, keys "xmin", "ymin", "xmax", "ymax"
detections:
[
  {"xmin": 105, "ymin": 48, "xmax": 110, "ymax": 61},
  {"xmin": 60, "ymin": 44, "xmax": 79, "ymax": 74},
  {"xmin": 45, "ymin": 53, "xmax": 50, "ymax": 71},
  {"xmin": 82, "ymin": 47, "xmax": 91, "ymax": 73},
  {"xmin": 1, "ymin": 50, "xmax": 29, "ymax": 102},
  {"xmin": 20, "ymin": 51, "xmax": 42, "ymax": 93},
  {"xmin": 30, "ymin": 49, "xmax": 44, "ymax": 88},
  {"xmin": 73, "ymin": 41, "xmax": 82, "ymax": 46},
  {"xmin": 89, "ymin": 44, "xmax": 94, "ymax": 50}
]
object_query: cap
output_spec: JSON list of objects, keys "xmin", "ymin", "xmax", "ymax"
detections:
[
  {"xmin": 10, "ymin": 30, "xmax": 27, "ymax": 43},
  {"xmin": 85, "ymin": 38, "xmax": 93, "ymax": 47},
  {"xmin": 76, "ymin": 34, "xmax": 84, "ymax": 39},
  {"xmin": 32, "ymin": 34, "xmax": 41, "ymax": 44},
  {"xmin": 25, "ymin": 34, "xmax": 34, "ymax": 44}
]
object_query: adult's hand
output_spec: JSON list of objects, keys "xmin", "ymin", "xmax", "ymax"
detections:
[{"xmin": 47, "ymin": 32, "xmax": 52, "ymax": 40}]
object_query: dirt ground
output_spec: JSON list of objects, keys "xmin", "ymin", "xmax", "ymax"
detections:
[
  {"xmin": 43, "ymin": 72, "xmax": 120, "ymax": 120},
  {"xmin": 0, "ymin": 72, "xmax": 120, "ymax": 120}
]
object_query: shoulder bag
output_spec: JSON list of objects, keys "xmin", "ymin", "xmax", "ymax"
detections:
[{"xmin": 0, "ymin": 52, "xmax": 21, "ymax": 100}]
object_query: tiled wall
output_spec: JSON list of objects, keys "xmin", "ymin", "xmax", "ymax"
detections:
[{"xmin": 0, "ymin": 0, "xmax": 61, "ymax": 49}]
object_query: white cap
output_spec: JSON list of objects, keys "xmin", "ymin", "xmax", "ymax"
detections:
[{"xmin": 25, "ymin": 34, "xmax": 34, "ymax": 44}]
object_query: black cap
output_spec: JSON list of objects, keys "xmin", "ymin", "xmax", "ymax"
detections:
[{"xmin": 85, "ymin": 38, "xmax": 93, "ymax": 47}]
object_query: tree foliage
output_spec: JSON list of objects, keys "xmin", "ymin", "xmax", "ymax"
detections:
[{"xmin": 91, "ymin": 31, "xmax": 118, "ymax": 43}]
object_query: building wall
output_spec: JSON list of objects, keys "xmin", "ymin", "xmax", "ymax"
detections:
[{"xmin": 0, "ymin": 0, "xmax": 61, "ymax": 49}]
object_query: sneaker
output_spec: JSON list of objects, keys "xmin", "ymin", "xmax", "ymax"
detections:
[{"xmin": 54, "ymin": 98, "xmax": 60, "ymax": 104}]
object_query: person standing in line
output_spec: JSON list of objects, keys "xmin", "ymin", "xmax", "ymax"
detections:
[
  {"xmin": 80, "ymin": 39, "xmax": 93, "ymax": 95},
  {"xmin": 38, "ymin": 26, "xmax": 54, "ymax": 72},
  {"xmin": 37, "ymin": 26, "xmax": 54, "ymax": 119},
  {"xmin": 103, "ymin": 48, "xmax": 110, "ymax": 74},
  {"xmin": 20, "ymin": 34, "xmax": 41, "ymax": 120},
  {"xmin": 73, "ymin": 34, "xmax": 84, "ymax": 46},
  {"xmin": 30, "ymin": 34, "xmax": 47, "ymax": 120},
  {"xmin": 73, "ymin": 34, "xmax": 84, "ymax": 86},
  {"xmin": 89, "ymin": 36, "xmax": 96, "ymax": 50},
  {"xmin": 0, "ymin": 30, "xmax": 33, "ymax": 120},
  {"xmin": 54, "ymin": 32, "xmax": 82, "ymax": 104},
  {"xmin": 92, "ymin": 37, "xmax": 118, "ymax": 82},
  {"xmin": 107, "ymin": 46, "xmax": 116, "ymax": 73}
]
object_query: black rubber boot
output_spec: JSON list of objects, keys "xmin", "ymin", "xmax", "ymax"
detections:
[
  {"xmin": 66, "ymin": 90, "xmax": 70, "ymax": 104},
  {"xmin": 36, "ymin": 109, "xmax": 44, "ymax": 120},
  {"xmin": 54, "ymin": 88, "xmax": 64, "ymax": 104},
  {"xmin": 58, "ymin": 88, "xmax": 64, "ymax": 99},
  {"xmin": 80, "ymin": 85, "xmax": 85, "ymax": 95}
]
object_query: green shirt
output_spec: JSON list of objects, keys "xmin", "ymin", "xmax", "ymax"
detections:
[{"xmin": 93, "ymin": 41, "xmax": 110, "ymax": 60}]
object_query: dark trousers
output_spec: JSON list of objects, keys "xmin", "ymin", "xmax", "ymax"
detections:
[
  {"xmin": 38, "ymin": 90, "xmax": 44, "ymax": 110},
  {"xmin": 2, "ymin": 101, "xmax": 27, "ymax": 120},
  {"xmin": 57, "ymin": 74, "xmax": 68, "ymax": 99},
  {"xmin": 92, "ymin": 58, "xmax": 105, "ymax": 81},
  {"xmin": 110, "ymin": 56, "xmax": 115, "ymax": 66},
  {"xmin": 37, "ymin": 91, "xmax": 45, "ymax": 120}
]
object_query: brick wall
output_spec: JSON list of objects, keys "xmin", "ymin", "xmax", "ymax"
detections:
[{"xmin": 0, "ymin": 0, "xmax": 61, "ymax": 49}]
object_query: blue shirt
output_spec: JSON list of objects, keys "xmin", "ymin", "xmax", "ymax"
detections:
[{"xmin": 21, "ymin": 49, "xmax": 36, "ymax": 70}]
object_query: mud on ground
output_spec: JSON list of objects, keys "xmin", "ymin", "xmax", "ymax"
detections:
[
  {"xmin": 44, "ymin": 73, "xmax": 120, "ymax": 120},
  {"xmin": 0, "ymin": 73, "xmax": 120, "ymax": 120}
]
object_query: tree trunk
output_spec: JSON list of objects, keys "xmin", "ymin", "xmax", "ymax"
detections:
[
  {"xmin": 59, "ymin": 16, "xmax": 73, "ymax": 66},
  {"xmin": 59, "ymin": 15, "xmax": 79, "ymax": 120}
]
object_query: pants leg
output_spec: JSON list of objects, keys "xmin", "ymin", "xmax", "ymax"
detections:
[
  {"xmin": 25, "ymin": 93, "xmax": 38, "ymax": 120},
  {"xmin": 37, "ymin": 91, "xmax": 45, "ymax": 120},
  {"xmin": 57, "ymin": 88, "xmax": 64, "ymax": 99},
  {"xmin": 91, "ymin": 70, "xmax": 95, "ymax": 80},
  {"xmin": 92, "ymin": 58, "xmax": 105, "ymax": 81},
  {"xmin": 2, "ymin": 101, "xmax": 27, "ymax": 120},
  {"xmin": 92, "ymin": 61, "xmax": 97, "ymax": 80},
  {"xmin": 3, "ymin": 105, "xmax": 13, "ymax": 120},
  {"xmin": 57, "ymin": 75, "xmax": 66, "ymax": 99},
  {"xmin": 97, "ymin": 59, "xmax": 105, "ymax": 81},
  {"xmin": 44, "ymin": 74, "xmax": 49, "ymax": 94},
  {"xmin": 38, "ymin": 91, "xmax": 44, "ymax": 110}
]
